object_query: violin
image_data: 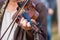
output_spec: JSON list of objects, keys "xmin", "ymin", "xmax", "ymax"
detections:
[{"xmin": 13, "ymin": 0, "xmax": 39, "ymax": 23}]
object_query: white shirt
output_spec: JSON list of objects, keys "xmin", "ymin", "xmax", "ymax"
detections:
[{"xmin": 1, "ymin": 9, "xmax": 18, "ymax": 40}]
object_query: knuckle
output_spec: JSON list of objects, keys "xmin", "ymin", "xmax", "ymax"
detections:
[{"xmin": 27, "ymin": 22, "xmax": 31, "ymax": 27}]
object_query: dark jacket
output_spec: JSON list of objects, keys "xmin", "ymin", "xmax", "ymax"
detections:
[{"xmin": 14, "ymin": 2, "xmax": 47, "ymax": 40}]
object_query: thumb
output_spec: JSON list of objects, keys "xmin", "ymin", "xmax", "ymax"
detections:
[{"xmin": 31, "ymin": 19, "xmax": 36, "ymax": 24}]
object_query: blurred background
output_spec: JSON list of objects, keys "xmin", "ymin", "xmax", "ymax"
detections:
[{"xmin": 0, "ymin": 0, "xmax": 60, "ymax": 40}]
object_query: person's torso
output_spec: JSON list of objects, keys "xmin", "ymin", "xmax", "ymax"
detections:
[{"xmin": 1, "ymin": 2, "xmax": 18, "ymax": 39}]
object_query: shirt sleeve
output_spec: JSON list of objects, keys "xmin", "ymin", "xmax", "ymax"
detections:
[{"xmin": 35, "ymin": 2, "xmax": 47, "ymax": 40}]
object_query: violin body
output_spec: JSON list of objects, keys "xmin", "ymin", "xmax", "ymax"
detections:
[{"xmin": 13, "ymin": 0, "xmax": 39, "ymax": 23}]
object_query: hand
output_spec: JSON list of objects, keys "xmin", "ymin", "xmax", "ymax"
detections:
[
  {"xmin": 48, "ymin": 8, "xmax": 54, "ymax": 15},
  {"xmin": 19, "ymin": 17, "xmax": 36, "ymax": 31}
]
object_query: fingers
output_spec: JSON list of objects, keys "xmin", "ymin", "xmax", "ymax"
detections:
[
  {"xmin": 31, "ymin": 19, "xmax": 36, "ymax": 24},
  {"xmin": 19, "ymin": 17, "xmax": 31, "ymax": 30},
  {"xmin": 27, "ymin": 22, "xmax": 31, "ymax": 27},
  {"xmin": 20, "ymin": 17, "xmax": 24, "ymax": 24},
  {"xmin": 25, "ymin": 22, "xmax": 31, "ymax": 30},
  {"xmin": 19, "ymin": 17, "xmax": 36, "ymax": 30},
  {"xmin": 20, "ymin": 17, "xmax": 27, "ymax": 27},
  {"xmin": 20, "ymin": 18, "xmax": 36, "ymax": 27}
]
